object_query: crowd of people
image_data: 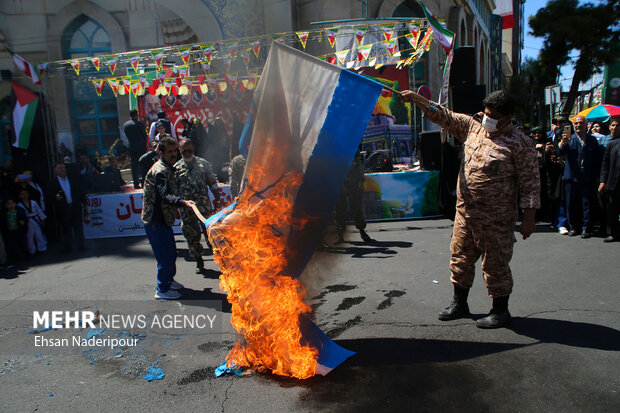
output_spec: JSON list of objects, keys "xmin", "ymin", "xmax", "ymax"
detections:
[
  {"xmin": 0, "ymin": 155, "xmax": 94, "ymax": 268},
  {"xmin": 528, "ymin": 115, "xmax": 619, "ymax": 242},
  {"xmin": 0, "ymin": 108, "xmax": 246, "ymax": 269}
]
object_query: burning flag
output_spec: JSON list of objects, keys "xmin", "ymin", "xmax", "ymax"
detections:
[{"xmin": 204, "ymin": 42, "xmax": 382, "ymax": 379}]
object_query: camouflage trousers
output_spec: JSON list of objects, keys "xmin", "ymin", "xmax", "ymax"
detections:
[
  {"xmin": 181, "ymin": 214, "xmax": 208, "ymax": 260},
  {"xmin": 335, "ymin": 182, "xmax": 366, "ymax": 233},
  {"xmin": 449, "ymin": 210, "xmax": 516, "ymax": 298}
]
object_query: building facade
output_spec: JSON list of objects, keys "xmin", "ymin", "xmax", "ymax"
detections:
[{"xmin": 0, "ymin": 0, "xmax": 519, "ymax": 163}]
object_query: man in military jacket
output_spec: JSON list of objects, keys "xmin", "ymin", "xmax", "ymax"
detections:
[
  {"xmin": 401, "ymin": 90, "xmax": 540, "ymax": 328},
  {"xmin": 142, "ymin": 135, "xmax": 195, "ymax": 299},
  {"xmin": 174, "ymin": 139, "xmax": 221, "ymax": 273}
]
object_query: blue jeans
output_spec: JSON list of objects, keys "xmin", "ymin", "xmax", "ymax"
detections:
[
  {"xmin": 144, "ymin": 222, "xmax": 177, "ymax": 292},
  {"xmin": 555, "ymin": 201, "xmax": 568, "ymax": 229}
]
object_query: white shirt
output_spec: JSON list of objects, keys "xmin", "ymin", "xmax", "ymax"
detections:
[
  {"xmin": 149, "ymin": 119, "xmax": 177, "ymax": 143},
  {"xmin": 57, "ymin": 175, "xmax": 73, "ymax": 204}
]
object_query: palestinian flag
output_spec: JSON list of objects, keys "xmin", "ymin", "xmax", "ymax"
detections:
[
  {"xmin": 417, "ymin": 1, "xmax": 454, "ymax": 52},
  {"xmin": 11, "ymin": 82, "xmax": 39, "ymax": 149},
  {"xmin": 8, "ymin": 48, "xmax": 41, "ymax": 85}
]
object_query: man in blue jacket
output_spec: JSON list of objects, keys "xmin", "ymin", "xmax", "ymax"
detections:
[{"xmin": 558, "ymin": 116, "xmax": 600, "ymax": 238}]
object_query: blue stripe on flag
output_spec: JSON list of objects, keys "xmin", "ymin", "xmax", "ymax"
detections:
[{"xmin": 286, "ymin": 69, "xmax": 383, "ymax": 277}]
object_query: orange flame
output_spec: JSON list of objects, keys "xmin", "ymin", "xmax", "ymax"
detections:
[{"xmin": 208, "ymin": 167, "xmax": 318, "ymax": 379}]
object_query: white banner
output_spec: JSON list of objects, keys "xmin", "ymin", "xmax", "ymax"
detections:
[{"xmin": 83, "ymin": 186, "xmax": 232, "ymax": 239}]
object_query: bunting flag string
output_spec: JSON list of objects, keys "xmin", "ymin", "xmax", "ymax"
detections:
[
  {"xmin": 105, "ymin": 56, "xmax": 117, "ymax": 75},
  {"xmin": 381, "ymin": 24, "xmax": 395, "ymax": 42},
  {"xmin": 200, "ymin": 45, "xmax": 213, "ymax": 62},
  {"xmin": 42, "ymin": 18, "xmax": 444, "ymax": 77},
  {"xmin": 335, "ymin": 50, "xmax": 349, "ymax": 66},
  {"xmin": 251, "ymin": 40, "xmax": 261, "ymax": 58},
  {"xmin": 128, "ymin": 52, "xmax": 140, "ymax": 73},
  {"xmin": 354, "ymin": 26, "xmax": 366, "ymax": 45},
  {"xmin": 325, "ymin": 28, "xmax": 338, "ymax": 48},
  {"xmin": 90, "ymin": 57, "xmax": 100, "ymax": 71},
  {"xmin": 107, "ymin": 78, "xmax": 119, "ymax": 97},
  {"xmin": 241, "ymin": 52, "xmax": 251, "ymax": 69},
  {"xmin": 61, "ymin": 17, "xmax": 455, "ymax": 101},
  {"xmin": 91, "ymin": 79, "xmax": 105, "ymax": 96},
  {"xmin": 151, "ymin": 49, "xmax": 164, "ymax": 70},
  {"xmin": 37, "ymin": 63, "xmax": 48, "ymax": 78},
  {"xmin": 70, "ymin": 60, "xmax": 80, "ymax": 75},
  {"xmin": 178, "ymin": 46, "xmax": 192, "ymax": 65},
  {"xmin": 296, "ymin": 31, "xmax": 309, "ymax": 49}
]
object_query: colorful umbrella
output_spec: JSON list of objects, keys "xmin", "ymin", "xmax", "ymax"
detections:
[{"xmin": 571, "ymin": 104, "xmax": 620, "ymax": 122}]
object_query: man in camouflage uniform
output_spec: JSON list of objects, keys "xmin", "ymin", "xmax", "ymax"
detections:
[
  {"xmin": 142, "ymin": 135, "xmax": 195, "ymax": 300},
  {"xmin": 335, "ymin": 147, "xmax": 373, "ymax": 244},
  {"xmin": 175, "ymin": 139, "xmax": 220, "ymax": 273},
  {"xmin": 229, "ymin": 153, "xmax": 246, "ymax": 199},
  {"xmin": 401, "ymin": 90, "xmax": 540, "ymax": 328}
]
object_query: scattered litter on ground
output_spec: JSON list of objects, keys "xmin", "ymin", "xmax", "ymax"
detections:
[
  {"xmin": 142, "ymin": 360, "xmax": 165, "ymax": 381},
  {"xmin": 48, "ymin": 393, "xmax": 53, "ymax": 397},
  {"xmin": 86, "ymin": 328, "xmax": 106, "ymax": 339},
  {"xmin": 89, "ymin": 361, "xmax": 95, "ymax": 365},
  {"xmin": 34, "ymin": 354, "xmax": 41, "ymax": 358},
  {"xmin": 215, "ymin": 362, "xmax": 246, "ymax": 377},
  {"xmin": 45, "ymin": 362, "xmax": 50, "ymax": 365},
  {"xmin": 432, "ymin": 280, "xmax": 439, "ymax": 284}
]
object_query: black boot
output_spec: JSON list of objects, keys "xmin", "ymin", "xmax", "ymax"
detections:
[
  {"xmin": 438, "ymin": 285, "xmax": 471, "ymax": 321},
  {"xmin": 476, "ymin": 296, "xmax": 511, "ymax": 329},
  {"xmin": 195, "ymin": 256, "xmax": 204, "ymax": 274},
  {"xmin": 360, "ymin": 229, "xmax": 373, "ymax": 243}
]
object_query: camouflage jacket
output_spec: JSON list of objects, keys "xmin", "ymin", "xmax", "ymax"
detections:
[
  {"xmin": 174, "ymin": 156, "xmax": 218, "ymax": 215},
  {"xmin": 423, "ymin": 105, "xmax": 540, "ymax": 221},
  {"xmin": 142, "ymin": 159, "xmax": 182, "ymax": 226},
  {"xmin": 229, "ymin": 154, "xmax": 246, "ymax": 199}
]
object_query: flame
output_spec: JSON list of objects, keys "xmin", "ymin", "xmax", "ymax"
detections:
[{"xmin": 208, "ymin": 166, "xmax": 318, "ymax": 379}]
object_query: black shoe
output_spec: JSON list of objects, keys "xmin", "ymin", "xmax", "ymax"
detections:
[
  {"xmin": 604, "ymin": 236, "xmax": 616, "ymax": 243},
  {"xmin": 476, "ymin": 310, "xmax": 512, "ymax": 329},
  {"xmin": 438, "ymin": 300, "xmax": 470, "ymax": 321},
  {"xmin": 580, "ymin": 232, "xmax": 592, "ymax": 239},
  {"xmin": 360, "ymin": 229, "xmax": 373, "ymax": 243},
  {"xmin": 568, "ymin": 230, "xmax": 579, "ymax": 237}
]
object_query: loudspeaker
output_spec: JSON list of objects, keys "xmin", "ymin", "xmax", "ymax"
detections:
[
  {"xmin": 439, "ymin": 140, "xmax": 462, "ymax": 220},
  {"xmin": 450, "ymin": 47, "xmax": 476, "ymax": 85},
  {"xmin": 451, "ymin": 84, "xmax": 486, "ymax": 115},
  {"xmin": 419, "ymin": 131, "xmax": 441, "ymax": 171},
  {"xmin": 365, "ymin": 150, "xmax": 392, "ymax": 172}
]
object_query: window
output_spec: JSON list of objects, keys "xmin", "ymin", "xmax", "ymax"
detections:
[{"xmin": 64, "ymin": 17, "xmax": 118, "ymax": 155}]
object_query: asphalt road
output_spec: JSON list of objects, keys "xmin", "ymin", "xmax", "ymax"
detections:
[{"xmin": 0, "ymin": 218, "xmax": 618, "ymax": 412}]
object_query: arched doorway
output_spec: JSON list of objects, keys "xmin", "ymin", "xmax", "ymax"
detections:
[{"xmin": 63, "ymin": 17, "xmax": 119, "ymax": 155}]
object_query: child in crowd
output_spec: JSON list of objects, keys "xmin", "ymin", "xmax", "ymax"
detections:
[
  {"xmin": 1, "ymin": 197, "xmax": 28, "ymax": 264},
  {"xmin": 17, "ymin": 188, "xmax": 47, "ymax": 254}
]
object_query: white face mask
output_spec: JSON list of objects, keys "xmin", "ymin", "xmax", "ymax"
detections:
[
  {"xmin": 482, "ymin": 115, "xmax": 499, "ymax": 132},
  {"xmin": 183, "ymin": 154, "xmax": 194, "ymax": 163}
]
